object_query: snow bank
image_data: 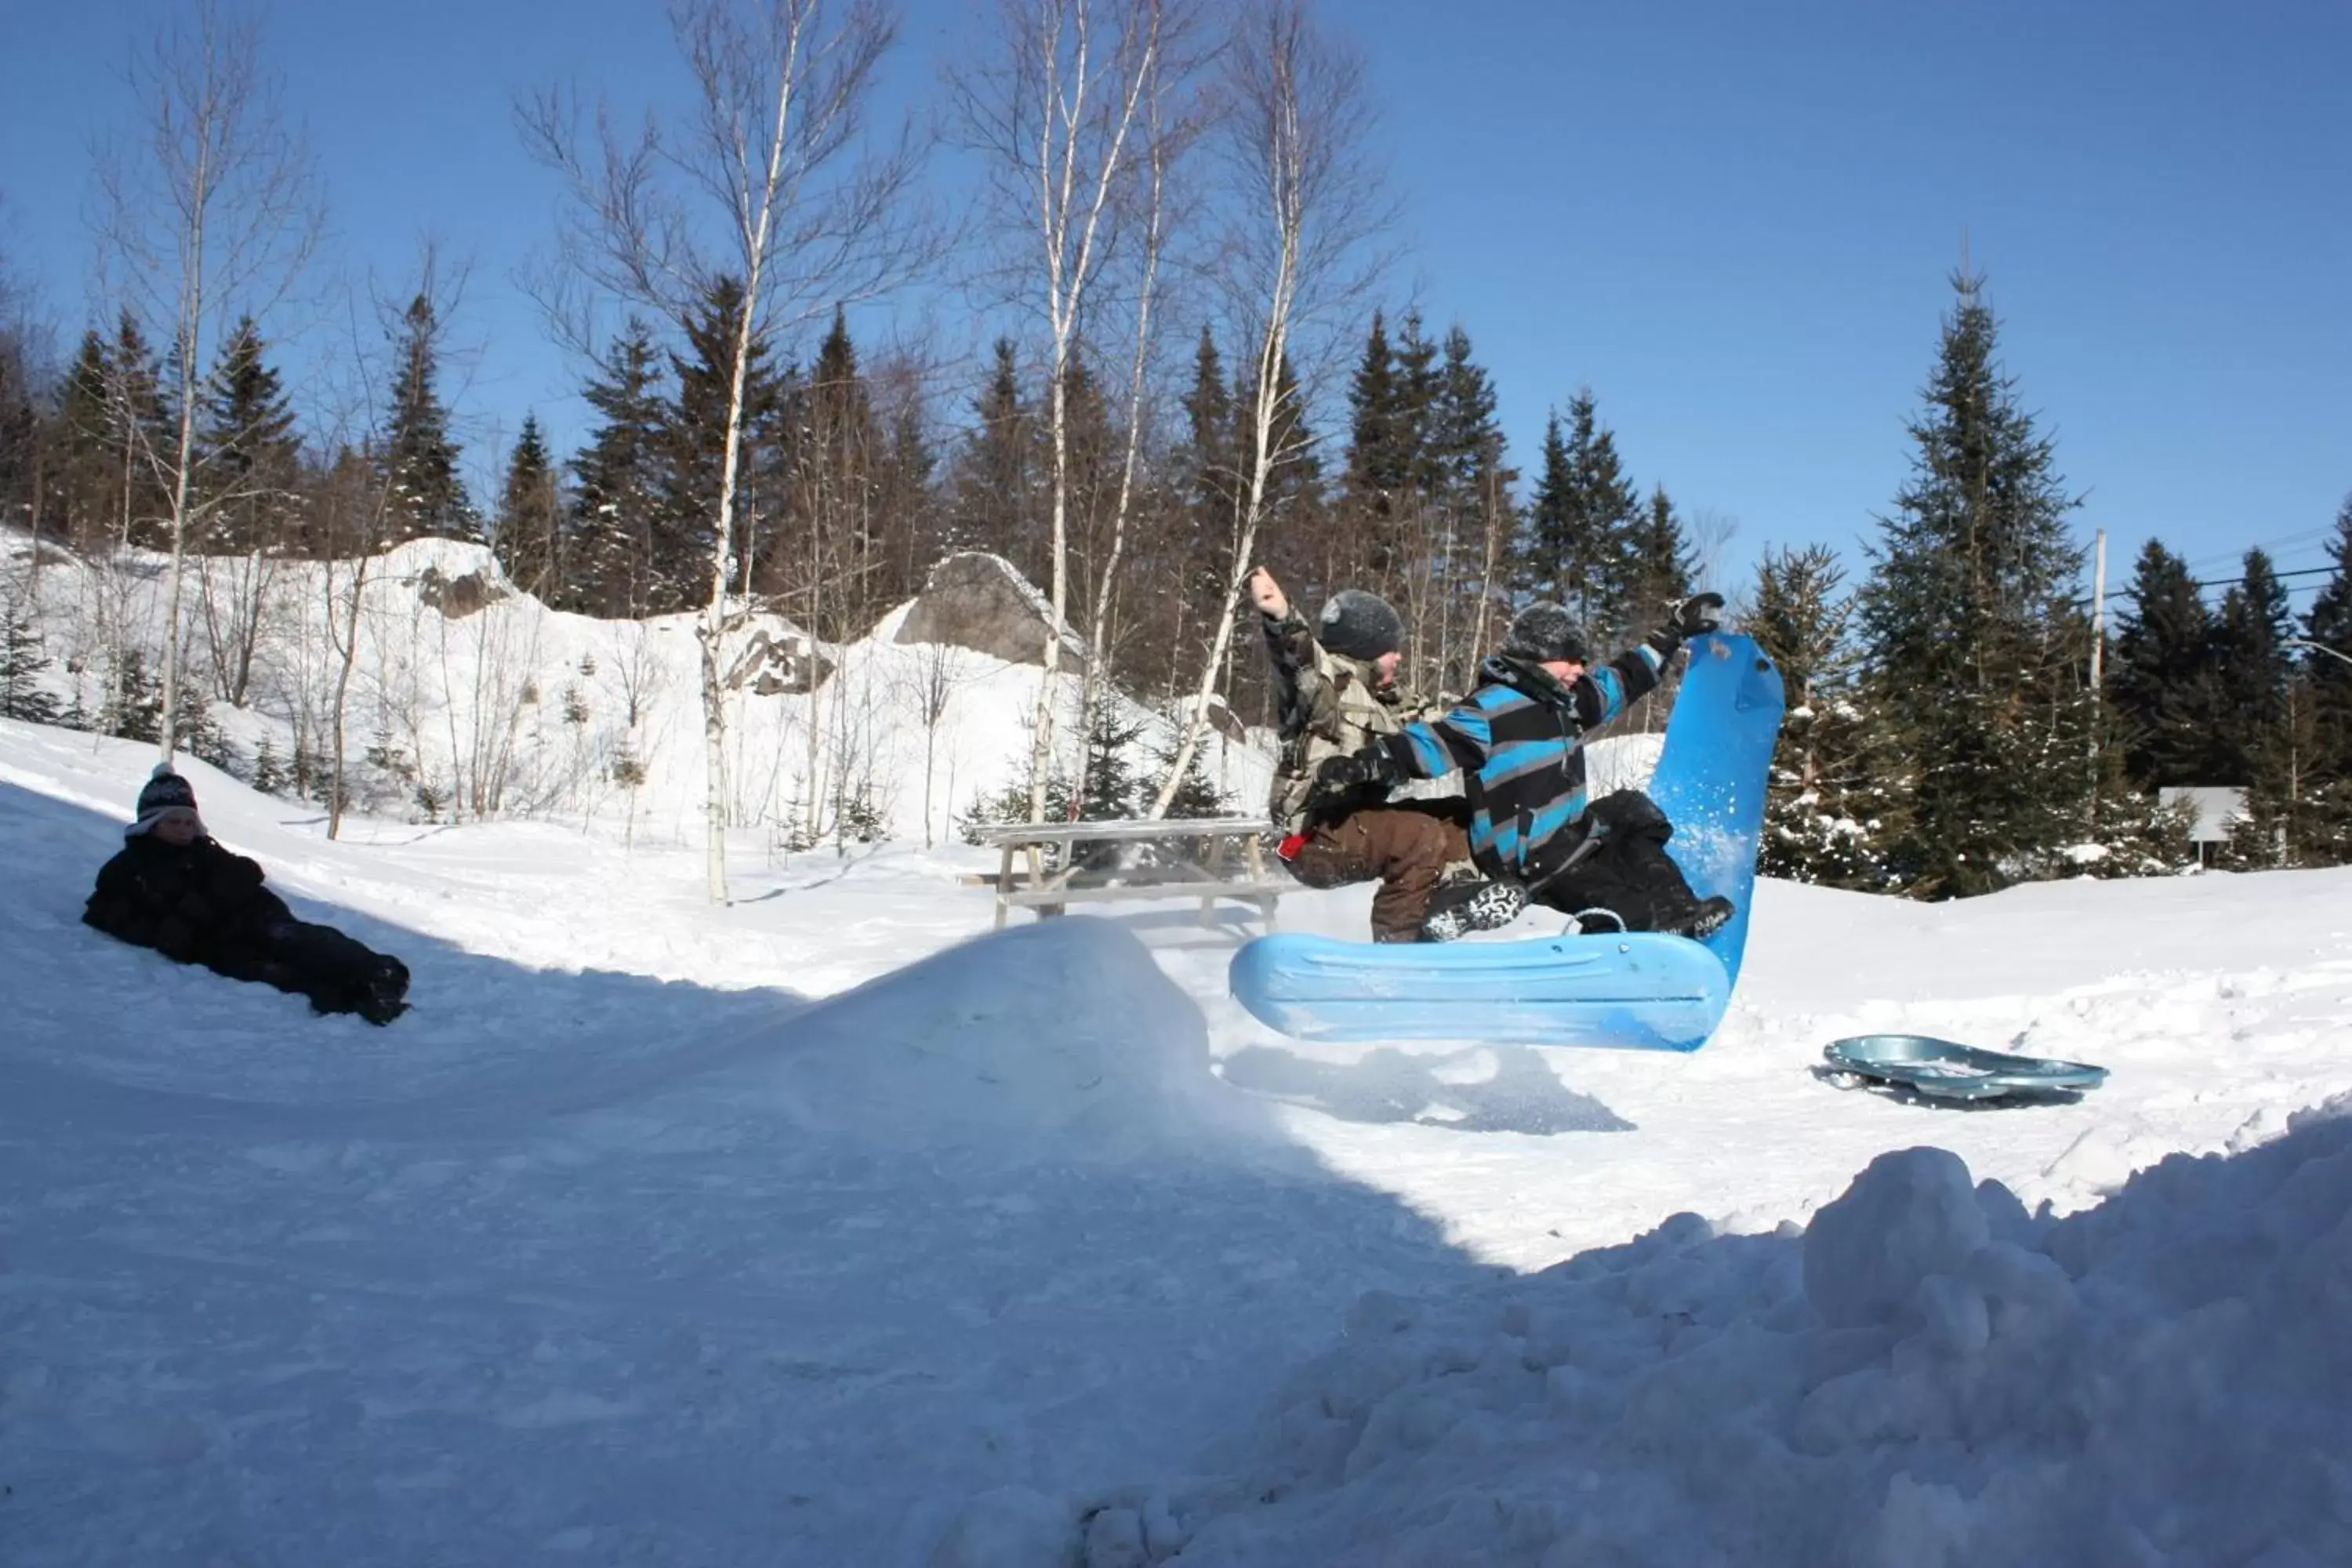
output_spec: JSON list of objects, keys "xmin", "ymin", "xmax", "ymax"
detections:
[
  {"xmin": 1080, "ymin": 1102, "xmax": 2352, "ymax": 1565},
  {"xmin": 752, "ymin": 917, "xmax": 1251, "ymax": 1163},
  {"xmin": 1, "ymin": 531, "xmax": 1274, "ymax": 849}
]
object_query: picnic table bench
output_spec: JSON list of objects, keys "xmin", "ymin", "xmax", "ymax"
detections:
[{"xmin": 969, "ymin": 816, "xmax": 1293, "ymax": 931}]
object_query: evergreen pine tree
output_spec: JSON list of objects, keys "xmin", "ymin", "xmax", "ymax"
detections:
[
  {"xmin": 494, "ymin": 413, "xmax": 561, "ymax": 599},
  {"xmin": 1340, "ymin": 309, "xmax": 1406, "ymax": 577},
  {"xmin": 252, "ymin": 734, "xmax": 288, "ymax": 797},
  {"xmin": 2209, "ymin": 548, "xmax": 2307, "ymax": 862},
  {"xmin": 2293, "ymin": 495, "xmax": 2352, "ymax": 861},
  {"xmin": 2078, "ymin": 723, "xmax": 2198, "ymax": 877},
  {"xmin": 1168, "ymin": 325, "xmax": 1240, "ymax": 676},
  {"xmin": 659, "ymin": 276, "xmax": 782, "ymax": 608},
  {"xmin": 1514, "ymin": 390, "xmax": 1641, "ymax": 651},
  {"xmin": 1748, "ymin": 544, "xmax": 1887, "ymax": 887},
  {"xmin": 55, "ymin": 329, "xmax": 121, "ymax": 552},
  {"xmin": 1425, "ymin": 325, "xmax": 1515, "ymax": 685},
  {"xmin": 0, "ymin": 589, "xmax": 63, "ymax": 723},
  {"xmin": 946, "ymin": 339, "xmax": 1037, "ymax": 580},
  {"xmin": 103, "ymin": 647, "xmax": 163, "ymax": 743},
  {"xmin": 565, "ymin": 320, "xmax": 669, "ymax": 617},
  {"xmin": 773, "ymin": 306, "xmax": 884, "ymax": 635},
  {"xmin": 2107, "ymin": 539, "xmax": 2224, "ymax": 787},
  {"xmin": 1857, "ymin": 271, "xmax": 2090, "ymax": 898},
  {"xmin": 2209, "ymin": 547, "xmax": 2292, "ymax": 785},
  {"xmin": 1629, "ymin": 487, "xmax": 1693, "ymax": 617},
  {"xmin": 381, "ymin": 294, "xmax": 474, "ymax": 543},
  {"xmin": 1391, "ymin": 310, "xmax": 1441, "ymax": 503},
  {"xmin": 102, "ymin": 313, "xmax": 173, "ymax": 550},
  {"xmin": 1152, "ymin": 732, "xmax": 1232, "ymax": 822},
  {"xmin": 196, "ymin": 317, "xmax": 303, "ymax": 553}
]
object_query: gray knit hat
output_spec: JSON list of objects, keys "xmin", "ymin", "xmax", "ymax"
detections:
[
  {"xmin": 127, "ymin": 764, "xmax": 203, "ymax": 838},
  {"xmin": 1317, "ymin": 589, "xmax": 1405, "ymax": 662},
  {"xmin": 1501, "ymin": 601, "xmax": 1591, "ymax": 666}
]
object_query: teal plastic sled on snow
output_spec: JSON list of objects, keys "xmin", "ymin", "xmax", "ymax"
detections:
[
  {"xmin": 1821, "ymin": 1035, "xmax": 2110, "ymax": 1102},
  {"xmin": 1229, "ymin": 633, "xmax": 1786, "ymax": 1052}
]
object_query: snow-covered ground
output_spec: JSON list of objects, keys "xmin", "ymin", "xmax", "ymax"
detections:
[{"xmin": 4, "ymin": 719, "xmax": 2350, "ymax": 1566}]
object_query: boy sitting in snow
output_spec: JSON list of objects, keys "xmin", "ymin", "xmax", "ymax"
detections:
[{"xmin": 83, "ymin": 765, "xmax": 412, "ymax": 1025}]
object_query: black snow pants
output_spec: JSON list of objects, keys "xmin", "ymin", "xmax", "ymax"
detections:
[
  {"xmin": 216, "ymin": 920, "xmax": 405, "ymax": 1018},
  {"xmin": 1531, "ymin": 789, "xmax": 1710, "ymax": 934}
]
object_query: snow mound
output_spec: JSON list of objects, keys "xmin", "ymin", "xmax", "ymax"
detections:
[
  {"xmin": 1095, "ymin": 1102, "xmax": 2352, "ymax": 1565},
  {"xmin": 752, "ymin": 917, "xmax": 1247, "ymax": 1164}
]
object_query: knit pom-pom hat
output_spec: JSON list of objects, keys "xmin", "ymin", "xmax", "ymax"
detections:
[{"xmin": 127, "ymin": 762, "xmax": 203, "ymax": 838}]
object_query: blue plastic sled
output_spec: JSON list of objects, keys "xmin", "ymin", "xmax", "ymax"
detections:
[
  {"xmin": 1821, "ymin": 1035, "xmax": 2110, "ymax": 1102},
  {"xmin": 1229, "ymin": 632, "xmax": 1786, "ymax": 1052}
]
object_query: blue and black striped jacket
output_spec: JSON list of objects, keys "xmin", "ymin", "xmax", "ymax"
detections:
[{"xmin": 1368, "ymin": 639, "xmax": 1671, "ymax": 882}]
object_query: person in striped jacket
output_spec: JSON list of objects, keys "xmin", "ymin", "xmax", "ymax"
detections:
[{"xmin": 1309, "ymin": 594, "xmax": 1735, "ymax": 942}]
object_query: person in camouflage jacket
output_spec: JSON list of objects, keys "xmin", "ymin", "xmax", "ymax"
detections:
[{"xmin": 1250, "ymin": 565, "xmax": 1477, "ymax": 943}]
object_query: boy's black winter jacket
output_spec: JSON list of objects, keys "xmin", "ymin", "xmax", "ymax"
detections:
[{"xmin": 84, "ymin": 835, "xmax": 295, "ymax": 974}]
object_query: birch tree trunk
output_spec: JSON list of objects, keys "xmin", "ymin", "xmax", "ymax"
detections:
[
  {"xmin": 1148, "ymin": 0, "xmax": 1386, "ymax": 816},
  {"xmin": 521, "ymin": 0, "xmax": 927, "ymax": 902}
]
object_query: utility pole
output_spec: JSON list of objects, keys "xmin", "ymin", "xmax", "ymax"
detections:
[{"xmin": 2087, "ymin": 528, "xmax": 2107, "ymax": 820}]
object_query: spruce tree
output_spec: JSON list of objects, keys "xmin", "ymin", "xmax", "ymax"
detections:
[
  {"xmin": 1630, "ymin": 487, "xmax": 1694, "ymax": 622},
  {"xmin": 770, "ymin": 307, "xmax": 887, "ymax": 635},
  {"xmin": 103, "ymin": 647, "xmax": 163, "ymax": 742},
  {"xmin": 1748, "ymin": 544, "xmax": 1887, "ymax": 887},
  {"xmin": 0, "ymin": 589, "xmax": 63, "ymax": 723},
  {"xmin": 96, "ymin": 314, "xmax": 173, "ymax": 550},
  {"xmin": 660, "ymin": 277, "xmax": 780, "ymax": 608},
  {"xmin": 56, "ymin": 330, "xmax": 121, "ymax": 552},
  {"xmin": 2107, "ymin": 539, "xmax": 2223, "ymax": 787},
  {"xmin": 495, "ymin": 413, "xmax": 561, "ymax": 599},
  {"xmin": 1857, "ymin": 271, "xmax": 2089, "ymax": 898},
  {"xmin": 195, "ymin": 318, "xmax": 303, "ymax": 553},
  {"xmin": 2209, "ymin": 547, "xmax": 2293, "ymax": 785},
  {"xmin": 382, "ymin": 294, "xmax": 474, "ymax": 543},
  {"xmin": 1515, "ymin": 390, "xmax": 1640, "ymax": 651},
  {"xmin": 1341, "ymin": 309, "xmax": 1406, "ymax": 574},
  {"xmin": 1425, "ymin": 325, "xmax": 1514, "ymax": 684},
  {"xmin": 2294, "ymin": 495, "xmax": 2352, "ymax": 860},
  {"xmin": 565, "ymin": 321, "xmax": 668, "ymax": 617},
  {"xmin": 946, "ymin": 338, "xmax": 1036, "ymax": 578}
]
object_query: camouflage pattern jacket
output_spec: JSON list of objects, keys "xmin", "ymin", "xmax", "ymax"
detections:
[{"xmin": 1260, "ymin": 607, "xmax": 1445, "ymax": 836}]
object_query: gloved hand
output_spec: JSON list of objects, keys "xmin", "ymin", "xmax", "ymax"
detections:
[
  {"xmin": 1668, "ymin": 592, "xmax": 1726, "ymax": 639},
  {"xmin": 1311, "ymin": 746, "xmax": 1399, "ymax": 801}
]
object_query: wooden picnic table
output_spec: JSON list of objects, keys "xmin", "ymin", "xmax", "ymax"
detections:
[{"xmin": 968, "ymin": 815, "xmax": 1291, "ymax": 931}]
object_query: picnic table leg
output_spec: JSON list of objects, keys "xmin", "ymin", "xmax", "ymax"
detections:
[
  {"xmin": 1026, "ymin": 842, "xmax": 1059, "ymax": 919},
  {"xmin": 1200, "ymin": 833, "xmax": 1228, "ymax": 927},
  {"xmin": 994, "ymin": 842, "xmax": 1017, "ymax": 931},
  {"xmin": 1244, "ymin": 832, "xmax": 1276, "ymax": 929}
]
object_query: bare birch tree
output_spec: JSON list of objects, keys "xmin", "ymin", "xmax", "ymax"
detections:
[
  {"xmin": 950, "ymin": 0, "xmax": 1185, "ymax": 822},
  {"xmin": 94, "ymin": 0, "xmax": 320, "ymax": 764},
  {"xmin": 521, "ymin": 0, "xmax": 929, "ymax": 902},
  {"xmin": 1149, "ymin": 0, "xmax": 1388, "ymax": 815}
]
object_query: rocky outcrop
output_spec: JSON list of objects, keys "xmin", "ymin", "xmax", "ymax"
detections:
[{"xmin": 894, "ymin": 553, "xmax": 1089, "ymax": 671}]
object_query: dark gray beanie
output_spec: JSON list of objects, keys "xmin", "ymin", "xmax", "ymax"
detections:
[
  {"xmin": 1502, "ymin": 601, "xmax": 1591, "ymax": 666},
  {"xmin": 128, "ymin": 764, "xmax": 202, "ymax": 837},
  {"xmin": 1317, "ymin": 590, "xmax": 1404, "ymax": 662}
]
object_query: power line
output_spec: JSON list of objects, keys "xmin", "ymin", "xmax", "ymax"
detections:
[{"xmin": 2078, "ymin": 564, "xmax": 2335, "ymax": 606}]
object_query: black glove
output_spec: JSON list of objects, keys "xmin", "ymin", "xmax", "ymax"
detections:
[
  {"xmin": 1312, "ymin": 746, "xmax": 1399, "ymax": 800},
  {"xmin": 1668, "ymin": 592, "xmax": 1725, "ymax": 640}
]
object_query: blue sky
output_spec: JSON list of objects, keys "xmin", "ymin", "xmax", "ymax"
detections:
[{"xmin": 3, "ymin": 0, "xmax": 2347, "ymax": 604}]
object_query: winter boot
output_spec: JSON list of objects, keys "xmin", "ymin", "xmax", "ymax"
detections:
[
  {"xmin": 1657, "ymin": 895, "xmax": 1735, "ymax": 941},
  {"xmin": 1420, "ymin": 878, "xmax": 1529, "ymax": 942},
  {"xmin": 358, "ymin": 956, "xmax": 410, "ymax": 1026}
]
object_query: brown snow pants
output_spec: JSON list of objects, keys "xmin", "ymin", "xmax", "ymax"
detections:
[{"xmin": 1285, "ymin": 802, "xmax": 1473, "ymax": 943}]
